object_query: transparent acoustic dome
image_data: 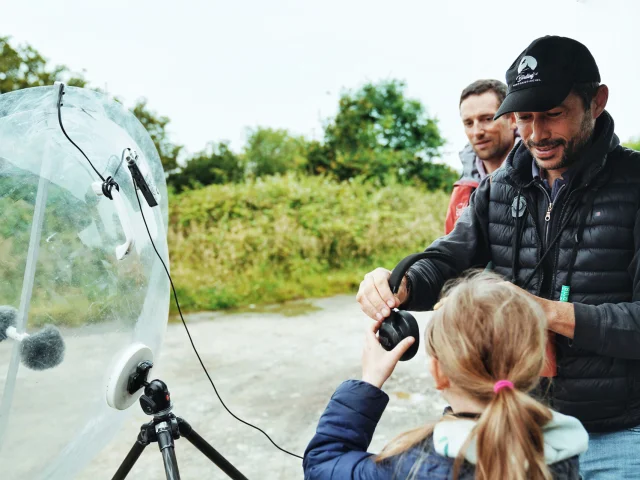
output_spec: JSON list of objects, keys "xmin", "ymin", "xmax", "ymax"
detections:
[{"xmin": 0, "ymin": 85, "xmax": 170, "ymax": 479}]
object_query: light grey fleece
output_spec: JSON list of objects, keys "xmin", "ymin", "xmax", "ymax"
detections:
[{"xmin": 433, "ymin": 410, "xmax": 588, "ymax": 464}]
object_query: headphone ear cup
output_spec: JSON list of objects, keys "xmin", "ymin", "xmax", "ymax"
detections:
[
  {"xmin": 395, "ymin": 310, "xmax": 420, "ymax": 361},
  {"xmin": 379, "ymin": 314, "xmax": 401, "ymax": 352},
  {"xmin": 378, "ymin": 310, "xmax": 420, "ymax": 361}
]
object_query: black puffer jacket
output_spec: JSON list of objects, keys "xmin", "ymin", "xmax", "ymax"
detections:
[{"xmin": 404, "ymin": 111, "xmax": 640, "ymax": 433}]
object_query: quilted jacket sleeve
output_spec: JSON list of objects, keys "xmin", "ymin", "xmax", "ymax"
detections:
[
  {"xmin": 403, "ymin": 175, "xmax": 492, "ymax": 312},
  {"xmin": 303, "ymin": 380, "xmax": 394, "ymax": 480},
  {"xmin": 573, "ymin": 207, "xmax": 640, "ymax": 359}
]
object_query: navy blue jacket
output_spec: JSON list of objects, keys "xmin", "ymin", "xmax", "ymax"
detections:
[{"xmin": 303, "ymin": 380, "xmax": 580, "ymax": 479}]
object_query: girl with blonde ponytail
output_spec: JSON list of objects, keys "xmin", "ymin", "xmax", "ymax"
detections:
[{"xmin": 304, "ymin": 271, "xmax": 588, "ymax": 480}]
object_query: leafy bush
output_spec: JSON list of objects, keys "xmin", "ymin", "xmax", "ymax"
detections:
[{"xmin": 168, "ymin": 173, "xmax": 448, "ymax": 312}]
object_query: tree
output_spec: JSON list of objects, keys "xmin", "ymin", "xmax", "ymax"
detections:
[
  {"xmin": 167, "ymin": 141, "xmax": 244, "ymax": 193},
  {"xmin": 323, "ymin": 79, "xmax": 446, "ymax": 185},
  {"xmin": 305, "ymin": 140, "xmax": 332, "ymax": 176},
  {"xmin": 131, "ymin": 99, "xmax": 182, "ymax": 173},
  {"xmin": 244, "ymin": 127, "xmax": 308, "ymax": 177},
  {"xmin": 0, "ymin": 36, "xmax": 86, "ymax": 93}
]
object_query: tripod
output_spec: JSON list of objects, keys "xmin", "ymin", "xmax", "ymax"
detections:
[{"xmin": 112, "ymin": 364, "xmax": 248, "ymax": 480}]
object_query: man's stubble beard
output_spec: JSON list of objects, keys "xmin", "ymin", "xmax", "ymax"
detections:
[
  {"xmin": 474, "ymin": 134, "xmax": 515, "ymax": 164},
  {"xmin": 530, "ymin": 112, "xmax": 594, "ymax": 171}
]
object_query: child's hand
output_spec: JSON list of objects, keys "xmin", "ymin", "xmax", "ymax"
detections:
[{"xmin": 361, "ymin": 321, "xmax": 415, "ymax": 389}]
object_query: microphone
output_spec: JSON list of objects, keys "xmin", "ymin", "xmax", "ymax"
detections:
[{"xmin": 0, "ymin": 305, "xmax": 65, "ymax": 370}]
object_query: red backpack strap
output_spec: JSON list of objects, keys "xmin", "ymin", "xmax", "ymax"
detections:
[{"xmin": 444, "ymin": 181, "xmax": 479, "ymax": 234}]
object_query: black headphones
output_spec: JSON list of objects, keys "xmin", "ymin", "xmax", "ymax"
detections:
[{"xmin": 378, "ymin": 251, "xmax": 457, "ymax": 361}]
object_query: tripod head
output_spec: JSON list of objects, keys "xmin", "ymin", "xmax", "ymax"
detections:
[
  {"xmin": 126, "ymin": 360, "xmax": 173, "ymax": 417},
  {"xmin": 110, "ymin": 355, "xmax": 249, "ymax": 480},
  {"xmin": 112, "ymin": 361, "xmax": 249, "ymax": 480}
]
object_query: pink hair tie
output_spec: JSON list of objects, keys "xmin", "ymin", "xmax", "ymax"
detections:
[{"xmin": 493, "ymin": 380, "xmax": 514, "ymax": 393}]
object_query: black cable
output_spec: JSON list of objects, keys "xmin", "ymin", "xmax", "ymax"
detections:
[
  {"xmin": 129, "ymin": 176, "xmax": 304, "ymax": 461},
  {"xmin": 56, "ymin": 83, "xmax": 106, "ymax": 183},
  {"xmin": 521, "ymin": 196, "xmax": 584, "ymax": 290},
  {"xmin": 56, "ymin": 90, "xmax": 303, "ymax": 461},
  {"xmin": 113, "ymin": 149, "xmax": 129, "ymax": 179}
]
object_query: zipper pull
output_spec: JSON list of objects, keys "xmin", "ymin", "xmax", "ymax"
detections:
[{"xmin": 545, "ymin": 203, "xmax": 554, "ymax": 222}]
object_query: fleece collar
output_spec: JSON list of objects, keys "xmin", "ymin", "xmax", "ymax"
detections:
[{"xmin": 432, "ymin": 410, "xmax": 588, "ymax": 465}]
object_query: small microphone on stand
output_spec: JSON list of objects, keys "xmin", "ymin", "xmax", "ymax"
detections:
[{"xmin": 0, "ymin": 305, "xmax": 65, "ymax": 370}]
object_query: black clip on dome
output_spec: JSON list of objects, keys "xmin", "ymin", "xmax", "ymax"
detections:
[{"xmin": 379, "ymin": 251, "xmax": 456, "ymax": 361}]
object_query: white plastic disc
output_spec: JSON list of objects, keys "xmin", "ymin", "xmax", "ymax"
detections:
[{"xmin": 105, "ymin": 343, "xmax": 154, "ymax": 410}]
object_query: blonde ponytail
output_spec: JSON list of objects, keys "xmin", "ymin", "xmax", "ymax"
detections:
[{"xmin": 469, "ymin": 386, "xmax": 552, "ymax": 480}]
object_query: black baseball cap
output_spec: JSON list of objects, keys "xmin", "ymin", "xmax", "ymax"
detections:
[{"xmin": 494, "ymin": 36, "xmax": 600, "ymax": 119}]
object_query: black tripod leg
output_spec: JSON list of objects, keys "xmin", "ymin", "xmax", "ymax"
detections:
[
  {"xmin": 156, "ymin": 421, "xmax": 181, "ymax": 480},
  {"xmin": 177, "ymin": 418, "xmax": 249, "ymax": 480},
  {"xmin": 111, "ymin": 439, "xmax": 148, "ymax": 480}
]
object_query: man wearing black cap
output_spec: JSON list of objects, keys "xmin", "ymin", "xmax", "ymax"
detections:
[{"xmin": 357, "ymin": 35, "xmax": 640, "ymax": 478}]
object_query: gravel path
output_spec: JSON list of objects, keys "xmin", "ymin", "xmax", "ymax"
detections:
[{"xmin": 74, "ymin": 295, "xmax": 442, "ymax": 479}]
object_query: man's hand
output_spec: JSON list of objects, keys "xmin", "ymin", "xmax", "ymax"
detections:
[
  {"xmin": 361, "ymin": 321, "xmax": 415, "ymax": 389},
  {"xmin": 502, "ymin": 282, "xmax": 576, "ymax": 338},
  {"xmin": 356, "ymin": 268, "xmax": 409, "ymax": 322}
]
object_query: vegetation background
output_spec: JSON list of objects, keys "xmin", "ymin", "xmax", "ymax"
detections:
[{"xmin": 1, "ymin": 36, "xmax": 638, "ymax": 319}]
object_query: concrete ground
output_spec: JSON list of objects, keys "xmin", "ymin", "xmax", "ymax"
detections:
[{"xmin": 20, "ymin": 295, "xmax": 443, "ymax": 479}]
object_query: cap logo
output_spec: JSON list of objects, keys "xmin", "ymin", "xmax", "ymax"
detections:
[
  {"xmin": 518, "ymin": 56, "xmax": 538, "ymax": 73},
  {"xmin": 514, "ymin": 55, "xmax": 540, "ymax": 87}
]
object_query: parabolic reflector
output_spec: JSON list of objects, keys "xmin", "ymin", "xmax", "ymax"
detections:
[{"xmin": 0, "ymin": 85, "xmax": 170, "ymax": 479}]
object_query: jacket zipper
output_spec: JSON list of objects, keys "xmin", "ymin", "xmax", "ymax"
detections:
[
  {"xmin": 536, "ymin": 183, "xmax": 552, "ymax": 248},
  {"xmin": 538, "ymin": 183, "xmax": 567, "ymax": 248}
]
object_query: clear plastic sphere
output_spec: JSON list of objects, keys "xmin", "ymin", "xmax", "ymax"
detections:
[{"xmin": 0, "ymin": 85, "xmax": 170, "ymax": 479}]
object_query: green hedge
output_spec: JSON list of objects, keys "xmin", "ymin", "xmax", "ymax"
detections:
[{"xmin": 168, "ymin": 173, "xmax": 448, "ymax": 312}]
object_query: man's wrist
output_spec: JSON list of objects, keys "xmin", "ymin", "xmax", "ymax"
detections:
[{"xmin": 546, "ymin": 300, "xmax": 576, "ymax": 339}]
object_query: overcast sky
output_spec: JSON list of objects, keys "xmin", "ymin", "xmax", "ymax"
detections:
[{"xmin": 1, "ymin": 0, "xmax": 638, "ymax": 169}]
